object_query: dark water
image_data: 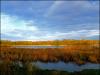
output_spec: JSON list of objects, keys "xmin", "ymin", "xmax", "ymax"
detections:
[
  {"xmin": 13, "ymin": 45, "xmax": 64, "ymax": 48},
  {"xmin": 32, "ymin": 62, "xmax": 100, "ymax": 72},
  {"xmin": 1, "ymin": 60, "xmax": 99, "ymax": 72}
]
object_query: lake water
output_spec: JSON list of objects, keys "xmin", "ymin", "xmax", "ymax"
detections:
[
  {"xmin": 13, "ymin": 45, "xmax": 64, "ymax": 48},
  {"xmin": 32, "ymin": 61, "xmax": 100, "ymax": 72}
]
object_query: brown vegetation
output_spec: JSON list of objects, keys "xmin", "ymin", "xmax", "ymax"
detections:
[
  {"xmin": 0, "ymin": 40, "xmax": 100, "ymax": 65},
  {"xmin": 1, "ymin": 40, "xmax": 99, "ymax": 46}
]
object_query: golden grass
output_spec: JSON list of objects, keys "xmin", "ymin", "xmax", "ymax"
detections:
[{"xmin": 0, "ymin": 40, "xmax": 100, "ymax": 64}]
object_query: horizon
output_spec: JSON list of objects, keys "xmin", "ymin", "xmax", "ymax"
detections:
[
  {"xmin": 1, "ymin": 0, "xmax": 99, "ymax": 41},
  {"xmin": 1, "ymin": 39, "xmax": 99, "ymax": 42}
]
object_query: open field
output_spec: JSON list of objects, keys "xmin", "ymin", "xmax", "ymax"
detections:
[
  {"xmin": 0, "ymin": 40, "xmax": 100, "ymax": 64},
  {"xmin": 1, "ymin": 40, "xmax": 99, "ymax": 46}
]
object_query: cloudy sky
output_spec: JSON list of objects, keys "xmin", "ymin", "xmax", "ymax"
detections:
[{"xmin": 1, "ymin": 0, "xmax": 99, "ymax": 41}]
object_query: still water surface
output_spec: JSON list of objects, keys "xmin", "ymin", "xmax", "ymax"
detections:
[
  {"xmin": 13, "ymin": 45, "xmax": 64, "ymax": 48},
  {"xmin": 32, "ymin": 61, "xmax": 100, "ymax": 72}
]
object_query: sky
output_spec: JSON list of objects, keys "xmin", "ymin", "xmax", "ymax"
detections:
[{"xmin": 1, "ymin": 0, "xmax": 99, "ymax": 41}]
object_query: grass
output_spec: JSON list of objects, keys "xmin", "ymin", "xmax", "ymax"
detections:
[
  {"xmin": 0, "ymin": 40, "xmax": 100, "ymax": 75},
  {"xmin": 0, "ymin": 40, "xmax": 100, "ymax": 64}
]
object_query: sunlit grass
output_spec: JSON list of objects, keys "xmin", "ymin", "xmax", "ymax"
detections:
[{"xmin": 0, "ymin": 40, "xmax": 99, "ymax": 64}]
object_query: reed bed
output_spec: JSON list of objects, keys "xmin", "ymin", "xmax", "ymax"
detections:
[{"xmin": 0, "ymin": 42, "xmax": 100, "ymax": 64}]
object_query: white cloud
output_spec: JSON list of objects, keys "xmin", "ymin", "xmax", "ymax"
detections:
[
  {"xmin": 25, "ymin": 30, "xmax": 99, "ymax": 41},
  {"xmin": 1, "ymin": 13, "xmax": 99, "ymax": 41},
  {"xmin": 1, "ymin": 13, "xmax": 38, "ymax": 37}
]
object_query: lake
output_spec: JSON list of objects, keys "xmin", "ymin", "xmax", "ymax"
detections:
[
  {"xmin": 32, "ymin": 61, "xmax": 100, "ymax": 72},
  {"xmin": 13, "ymin": 45, "xmax": 64, "ymax": 48},
  {"xmin": 1, "ymin": 60, "xmax": 99, "ymax": 72}
]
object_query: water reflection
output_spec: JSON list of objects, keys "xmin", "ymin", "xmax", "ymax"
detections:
[
  {"xmin": 13, "ymin": 45, "xmax": 64, "ymax": 48},
  {"xmin": 32, "ymin": 61, "xmax": 100, "ymax": 72},
  {"xmin": 0, "ymin": 61, "xmax": 99, "ymax": 75}
]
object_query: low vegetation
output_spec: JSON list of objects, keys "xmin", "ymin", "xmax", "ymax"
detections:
[
  {"xmin": 0, "ymin": 40, "xmax": 100, "ymax": 64},
  {"xmin": 0, "ymin": 39, "xmax": 99, "ymax": 46},
  {"xmin": 0, "ymin": 40, "xmax": 100, "ymax": 75}
]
